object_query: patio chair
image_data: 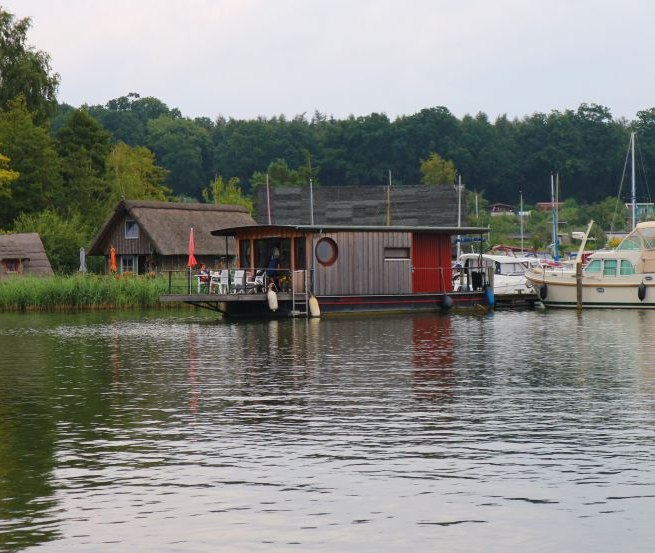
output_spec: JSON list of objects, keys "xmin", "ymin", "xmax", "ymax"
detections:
[
  {"xmin": 245, "ymin": 269, "xmax": 266, "ymax": 294},
  {"xmin": 232, "ymin": 269, "xmax": 246, "ymax": 293}
]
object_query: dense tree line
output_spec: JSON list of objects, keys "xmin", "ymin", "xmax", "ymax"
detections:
[
  {"xmin": 79, "ymin": 96, "xmax": 655, "ymax": 208},
  {"xmin": 1, "ymin": 4, "xmax": 654, "ymax": 273}
]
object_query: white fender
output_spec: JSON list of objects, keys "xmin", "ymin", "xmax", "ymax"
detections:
[
  {"xmin": 308, "ymin": 295, "xmax": 321, "ymax": 318},
  {"xmin": 267, "ymin": 288, "xmax": 278, "ymax": 312}
]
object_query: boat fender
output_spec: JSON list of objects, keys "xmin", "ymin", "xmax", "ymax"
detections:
[
  {"xmin": 308, "ymin": 294, "xmax": 321, "ymax": 317},
  {"xmin": 442, "ymin": 294, "xmax": 454, "ymax": 310},
  {"xmin": 539, "ymin": 283, "xmax": 548, "ymax": 300},
  {"xmin": 267, "ymin": 287, "xmax": 278, "ymax": 312},
  {"xmin": 485, "ymin": 286, "xmax": 495, "ymax": 307},
  {"xmin": 638, "ymin": 282, "xmax": 647, "ymax": 301}
]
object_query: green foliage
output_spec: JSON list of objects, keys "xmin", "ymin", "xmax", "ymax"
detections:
[
  {"xmin": 105, "ymin": 141, "xmax": 170, "ymax": 209},
  {"xmin": 0, "ymin": 96, "xmax": 63, "ymax": 227},
  {"xmin": 145, "ymin": 116, "xmax": 212, "ymax": 198},
  {"xmin": 0, "ymin": 7, "xmax": 59, "ymax": 124},
  {"xmin": 202, "ymin": 175, "xmax": 253, "ymax": 213},
  {"xmin": 419, "ymin": 152, "xmax": 457, "ymax": 184},
  {"xmin": 13, "ymin": 210, "xmax": 94, "ymax": 274},
  {"xmin": 55, "ymin": 109, "xmax": 112, "ymax": 219},
  {"xmin": 0, "ymin": 151, "xmax": 18, "ymax": 197},
  {"xmin": 0, "ymin": 274, "xmax": 168, "ymax": 311},
  {"xmin": 250, "ymin": 158, "xmax": 315, "ymax": 188}
]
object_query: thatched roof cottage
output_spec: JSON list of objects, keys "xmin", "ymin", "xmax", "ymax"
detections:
[
  {"xmin": 88, "ymin": 200, "xmax": 256, "ymax": 274},
  {"xmin": 0, "ymin": 233, "xmax": 54, "ymax": 278}
]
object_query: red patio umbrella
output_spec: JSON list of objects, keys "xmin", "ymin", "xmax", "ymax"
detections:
[
  {"xmin": 109, "ymin": 246, "xmax": 117, "ymax": 273},
  {"xmin": 187, "ymin": 227, "xmax": 198, "ymax": 268}
]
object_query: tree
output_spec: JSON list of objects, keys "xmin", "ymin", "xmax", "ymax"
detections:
[
  {"xmin": 146, "ymin": 116, "xmax": 212, "ymax": 198},
  {"xmin": 419, "ymin": 152, "xmax": 456, "ymax": 185},
  {"xmin": 0, "ymin": 150, "xmax": 18, "ymax": 199},
  {"xmin": 105, "ymin": 141, "xmax": 170, "ymax": 210},
  {"xmin": 55, "ymin": 109, "xmax": 112, "ymax": 220},
  {"xmin": 0, "ymin": 96, "xmax": 63, "ymax": 227},
  {"xmin": 0, "ymin": 7, "xmax": 59, "ymax": 124},
  {"xmin": 202, "ymin": 175, "xmax": 253, "ymax": 213},
  {"xmin": 13, "ymin": 210, "xmax": 94, "ymax": 274}
]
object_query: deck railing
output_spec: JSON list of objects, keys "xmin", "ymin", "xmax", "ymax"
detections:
[{"xmin": 163, "ymin": 268, "xmax": 309, "ymax": 295}]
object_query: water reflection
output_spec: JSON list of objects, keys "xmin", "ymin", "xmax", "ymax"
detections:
[{"xmin": 0, "ymin": 310, "xmax": 655, "ymax": 552}]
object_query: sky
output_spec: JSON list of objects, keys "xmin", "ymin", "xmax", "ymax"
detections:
[{"xmin": 4, "ymin": 0, "xmax": 655, "ymax": 122}]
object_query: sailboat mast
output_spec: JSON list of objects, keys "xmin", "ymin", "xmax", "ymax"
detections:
[
  {"xmin": 456, "ymin": 175, "xmax": 462, "ymax": 260},
  {"xmin": 631, "ymin": 132, "xmax": 636, "ymax": 229},
  {"xmin": 551, "ymin": 174, "xmax": 559, "ymax": 262}
]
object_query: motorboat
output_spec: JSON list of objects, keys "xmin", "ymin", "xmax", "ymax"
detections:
[
  {"xmin": 454, "ymin": 252, "xmax": 542, "ymax": 296},
  {"xmin": 525, "ymin": 221, "xmax": 655, "ymax": 308}
]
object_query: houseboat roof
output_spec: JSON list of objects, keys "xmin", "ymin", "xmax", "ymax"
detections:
[{"xmin": 211, "ymin": 223, "xmax": 490, "ymax": 236}]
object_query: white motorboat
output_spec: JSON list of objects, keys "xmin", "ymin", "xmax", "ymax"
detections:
[
  {"xmin": 454, "ymin": 252, "xmax": 541, "ymax": 296},
  {"xmin": 525, "ymin": 221, "xmax": 655, "ymax": 308}
]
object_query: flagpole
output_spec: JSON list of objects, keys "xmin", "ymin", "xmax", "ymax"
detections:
[{"xmin": 266, "ymin": 173, "xmax": 271, "ymax": 224}]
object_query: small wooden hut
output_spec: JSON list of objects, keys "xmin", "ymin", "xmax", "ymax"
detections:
[
  {"xmin": 88, "ymin": 200, "xmax": 256, "ymax": 274},
  {"xmin": 0, "ymin": 233, "xmax": 54, "ymax": 278}
]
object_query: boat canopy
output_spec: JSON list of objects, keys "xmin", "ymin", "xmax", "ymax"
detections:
[{"xmin": 617, "ymin": 221, "xmax": 655, "ymax": 251}]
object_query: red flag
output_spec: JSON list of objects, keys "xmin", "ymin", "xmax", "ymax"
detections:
[{"xmin": 187, "ymin": 227, "xmax": 198, "ymax": 268}]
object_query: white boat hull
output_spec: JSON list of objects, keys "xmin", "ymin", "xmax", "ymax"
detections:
[{"xmin": 525, "ymin": 270, "xmax": 655, "ymax": 308}]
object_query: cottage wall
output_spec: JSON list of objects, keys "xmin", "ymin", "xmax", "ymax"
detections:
[{"xmin": 104, "ymin": 215, "xmax": 156, "ymax": 255}]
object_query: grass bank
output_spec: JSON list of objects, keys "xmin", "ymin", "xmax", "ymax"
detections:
[{"xmin": 0, "ymin": 274, "xmax": 171, "ymax": 312}]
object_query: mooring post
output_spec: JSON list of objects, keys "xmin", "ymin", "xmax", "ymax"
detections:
[{"xmin": 576, "ymin": 263, "xmax": 583, "ymax": 310}]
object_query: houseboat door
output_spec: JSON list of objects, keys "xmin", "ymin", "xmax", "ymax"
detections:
[{"xmin": 411, "ymin": 234, "xmax": 452, "ymax": 293}]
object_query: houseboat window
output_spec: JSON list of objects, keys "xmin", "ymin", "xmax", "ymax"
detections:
[
  {"xmin": 603, "ymin": 259, "xmax": 617, "ymax": 277},
  {"xmin": 620, "ymin": 259, "xmax": 635, "ymax": 275},
  {"xmin": 239, "ymin": 240, "xmax": 251, "ymax": 269},
  {"xmin": 125, "ymin": 220, "xmax": 139, "ymax": 239},
  {"xmin": 2, "ymin": 259, "xmax": 19, "ymax": 273},
  {"xmin": 315, "ymin": 237, "xmax": 338, "ymax": 266},
  {"xmin": 585, "ymin": 259, "xmax": 601, "ymax": 273},
  {"xmin": 384, "ymin": 247, "xmax": 410, "ymax": 260}
]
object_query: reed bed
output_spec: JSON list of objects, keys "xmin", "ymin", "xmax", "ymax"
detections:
[{"xmin": 0, "ymin": 274, "xmax": 170, "ymax": 311}]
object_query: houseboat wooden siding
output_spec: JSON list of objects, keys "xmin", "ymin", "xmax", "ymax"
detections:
[{"xmin": 314, "ymin": 231, "xmax": 412, "ymax": 295}]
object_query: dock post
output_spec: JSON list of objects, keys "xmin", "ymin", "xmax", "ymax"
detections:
[{"xmin": 576, "ymin": 263, "xmax": 583, "ymax": 310}]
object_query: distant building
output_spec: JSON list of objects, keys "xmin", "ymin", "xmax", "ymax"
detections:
[
  {"xmin": 0, "ymin": 233, "xmax": 54, "ymax": 278},
  {"xmin": 536, "ymin": 202, "xmax": 564, "ymax": 212},
  {"xmin": 88, "ymin": 200, "xmax": 256, "ymax": 274},
  {"xmin": 488, "ymin": 203, "xmax": 515, "ymax": 216}
]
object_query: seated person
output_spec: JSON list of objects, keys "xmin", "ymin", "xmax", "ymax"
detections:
[{"xmin": 198, "ymin": 264, "xmax": 209, "ymax": 283}]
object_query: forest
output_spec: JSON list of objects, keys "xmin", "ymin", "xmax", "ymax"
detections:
[{"xmin": 1, "ymin": 6, "xmax": 654, "ymax": 272}]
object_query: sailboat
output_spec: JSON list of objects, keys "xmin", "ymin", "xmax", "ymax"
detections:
[{"xmin": 525, "ymin": 132, "xmax": 655, "ymax": 308}]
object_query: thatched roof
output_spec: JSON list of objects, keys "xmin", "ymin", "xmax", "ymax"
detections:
[
  {"xmin": 0, "ymin": 233, "xmax": 54, "ymax": 276},
  {"xmin": 255, "ymin": 185, "xmax": 464, "ymax": 226},
  {"xmin": 88, "ymin": 200, "xmax": 256, "ymax": 256}
]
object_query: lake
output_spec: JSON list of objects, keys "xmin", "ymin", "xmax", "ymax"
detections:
[{"xmin": 1, "ymin": 308, "xmax": 654, "ymax": 552}]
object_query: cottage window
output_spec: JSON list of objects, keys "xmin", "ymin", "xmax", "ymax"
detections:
[
  {"xmin": 315, "ymin": 238, "xmax": 338, "ymax": 266},
  {"xmin": 121, "ymin": 255, "xmax": 137, "ymax": 274},
  {"xmin": 2, "ymin": 259, "xmax": 19, "ymax": 273},
  {"xmin": 125, "ymin": 220, "xmax": 139, "ymax": 239}
]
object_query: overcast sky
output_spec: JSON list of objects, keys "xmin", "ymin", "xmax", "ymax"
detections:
[{"xmin": 4, "ymin": 0, "xmax": 654, "ymax": 122}]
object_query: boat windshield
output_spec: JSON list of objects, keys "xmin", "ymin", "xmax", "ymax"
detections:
[{"xmin": 617, "ymin": 226, "xmax": 655, "ymax": 251}]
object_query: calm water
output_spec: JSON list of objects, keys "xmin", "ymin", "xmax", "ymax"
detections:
[{"xmin": 1, "ymin": 308, "xmax": 655, "ymax": 552}]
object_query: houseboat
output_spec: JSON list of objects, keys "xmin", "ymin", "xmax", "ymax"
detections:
[{"xmin": 161, "ymin": 223, "xmax": 492, "ymax": 317}]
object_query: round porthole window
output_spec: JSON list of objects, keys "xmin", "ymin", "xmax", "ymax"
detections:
[{"xmin": 315, "ymin": 237, "xmax": 338, "ymax": 266}]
